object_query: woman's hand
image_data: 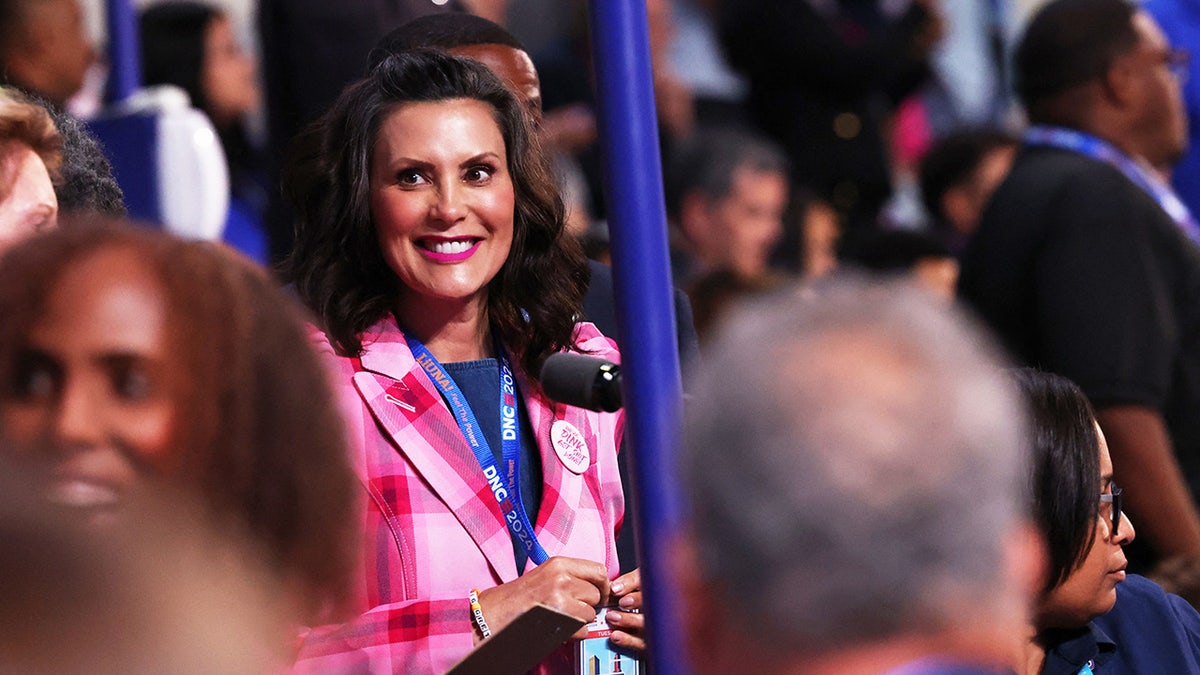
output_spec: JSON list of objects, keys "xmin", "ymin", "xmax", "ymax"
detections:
[
  {"xmin": 605, "ymin": 568, "xmax": 645, "ymax": 653},
  {"xmin": 475, "ymin": 556, "xmax": 610, "ymax": 642}
]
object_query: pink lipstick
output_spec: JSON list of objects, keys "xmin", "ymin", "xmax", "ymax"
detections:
[{"xmin": 418, "ymin": 237, "xmax": 481, "ymax": 263}]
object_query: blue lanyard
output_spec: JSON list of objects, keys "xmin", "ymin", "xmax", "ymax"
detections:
[
  {"xmin": 1024, "ymin": 125, "xmax": 1200, "ymax": 246},
  {"xmin": 1078, "ymin": 659, "xmax": 1095, "ymax": 675},
  {"xmin": 406, "ymin": 333, "xmax": 549, "ymax": 567}
]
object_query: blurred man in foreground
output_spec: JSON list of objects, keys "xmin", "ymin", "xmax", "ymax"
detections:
[{"xmin": 676, "ymin": 278, "xmax": 1041, "ymax": 675}]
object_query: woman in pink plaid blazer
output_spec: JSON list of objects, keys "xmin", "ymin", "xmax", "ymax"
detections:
[{"xmin": 285, "ymin": 49, "xmax": 644, "ymax": 673}]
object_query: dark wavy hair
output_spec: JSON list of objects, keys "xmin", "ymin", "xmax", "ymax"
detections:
[
  {"xmin": 1011, "ymin": 368, "xmax": 1102, "ymax": 594},
  {"xmin": 0, "ymin": 220, "xmax": 358, "ymax": 621},
  {"xmin": 284, "ymin": 48, "xmax": 588, "ymax": 381},
  {"xmin": 139, "ymin": 2, "xmax": 217, "ymax": 114},
  {"xmin": 38, "ymin": 96, "xmax": 125, "ymax": 216}
]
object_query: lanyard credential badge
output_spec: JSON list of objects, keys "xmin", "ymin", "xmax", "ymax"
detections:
[
  {"xmin": 1025, "ymin": 125, "xmax": 1200, "ymax": 246},
  {"xmin": 406, "ymin": 333, "xmax": 550, "ymax": 567}
]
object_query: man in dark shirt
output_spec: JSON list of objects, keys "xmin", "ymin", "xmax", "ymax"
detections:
[{"xmin": 960, "ymin": 0, "xmax": 1200, "ymax": 574}]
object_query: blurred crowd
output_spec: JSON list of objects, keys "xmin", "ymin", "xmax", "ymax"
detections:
[{"xmin": 3, "ymin": 0, "xmax": 1200, "ymax": 673}]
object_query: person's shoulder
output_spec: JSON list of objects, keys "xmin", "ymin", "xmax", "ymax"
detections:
[
  {"xmin": 1002, "ymin": 146, "xmax": 1134, "ymax": 198},
  {"xmin": 587, "ymin": 259, "xmax": 612, "ymax": 281},
  {"xmin": 1094, "ymin": 574, "xmax": 1200, "ymax": 670},
  {"xmin": 304, "ymin": 324, "xmax": 357, "ymax": 376},
  {"xmin": 1099, "ymin": 573, "xmax": 1200, "ymax": 636},
  {"xmin": 982, "ymin": 146, "xmax": 1155, "ymax": 242},
  {"xmin": 1117, "ymin": 574, "xmax": 1200, "ymax": 614},
  {"xmin": 1116, "ymin": 573, "xmax": 1175, "ymax": 603},
  {"xmin": 307, "ymin": 323, "xmax": 336, "ymax": 354},
  {"xmin": 572, "ymin": 321, "xmax": 621, "ymax": 364}
]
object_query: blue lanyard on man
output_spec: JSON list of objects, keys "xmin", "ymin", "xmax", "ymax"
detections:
[
  {"xmin": 406, "ymin": 333, "xmax": 550, "ymax": 569},
  {"xmin": 1024, "ymin": 125, "xmax": 1200, "ymax": 247}
]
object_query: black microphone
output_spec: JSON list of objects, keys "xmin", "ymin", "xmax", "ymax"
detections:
[{"xmin": 540, "ymin": 352, "xmax": 623, "ymax": 412}]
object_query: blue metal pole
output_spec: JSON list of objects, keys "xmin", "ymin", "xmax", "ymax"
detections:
[
  {"xmin": 586, "ymin": 3, "xmax": 688, "ymax": 674},
  {"xmin": 104, "ymin": 0, "xmax": 142, "ymax": 104}
]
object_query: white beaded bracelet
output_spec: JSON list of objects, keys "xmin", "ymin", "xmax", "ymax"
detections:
[{"xmin": 468, "ymin": 588, "xmax": 492, "ymax": 639}]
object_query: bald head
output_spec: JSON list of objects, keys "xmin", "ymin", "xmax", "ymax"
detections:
[{"xmin": 371, "ymin": 12, "xmax": 542, "ymax": 117}]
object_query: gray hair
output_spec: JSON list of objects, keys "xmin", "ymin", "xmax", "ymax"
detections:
[
  {"xmin": 664, "ymin": 127, "xmax": 789, "ymax": 221},
  {"xmin": 681, "ymin": 275, "xmax": 1027, "ymax": 652}
]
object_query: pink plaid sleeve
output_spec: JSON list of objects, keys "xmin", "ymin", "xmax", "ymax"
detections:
[{"xmin": 293, "ymin": 599, "xmax": 473, "ymax": 674}]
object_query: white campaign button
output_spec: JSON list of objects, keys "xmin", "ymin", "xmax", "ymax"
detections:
[{"xmin": 551, "ymin": 420, "xmax": 591, "ymax": 474}]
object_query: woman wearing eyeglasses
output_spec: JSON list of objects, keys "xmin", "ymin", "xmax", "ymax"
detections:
[{"xmin": 1013, "ymin": 368, "xmax": 1200, "ymax": 674}]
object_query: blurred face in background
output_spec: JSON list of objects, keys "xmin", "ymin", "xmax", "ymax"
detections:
[
  {"xmin": 0, "ymin": 140, "xmax": 57, "ymax": 254},
  {"xmin": 201, "ymin": 14, "xmax": 259, "ymax": 127},
  {"xmin": 801, "ymin": 199, "xmax": 840, "ymax": 279},
  {"xmin": 943, "ymin": 144, "xmax": 1016, "ymax": 236},
  {"xmin": 688, "ymin": 165, "xmax": 788, "ymax": 278},
  {"xmin": 1125, "ymin": 10, "xmax": 1188, "ymax": 169},
  {"xmin": 25, "ymin": 0, "xmax": 95, "ymax": 105},
  {"xmin": 1, "ymin": 247, "xmax": 181, "ymax": 524},
  {"xmin": 450, "ymin": 43, "xmax": 542, "ymax": 121}
]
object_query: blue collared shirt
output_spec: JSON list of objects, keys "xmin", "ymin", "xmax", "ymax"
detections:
[{"xmin": 1043, "ymin": 574, "xmax": 1200, "ymax": 674}]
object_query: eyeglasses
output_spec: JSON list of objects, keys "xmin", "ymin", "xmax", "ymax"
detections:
[
  {"xmin": 1100, "ymin": 485, "xmax": 1124, "ymax": 538},
  {"xmin": 1161, "ymin": 48, "xmax": 1191, "ymax": 82}
]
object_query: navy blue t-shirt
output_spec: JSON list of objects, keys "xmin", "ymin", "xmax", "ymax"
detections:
[
  {"xmin": 444, "ymin": 359, "xmax": 543, "ymax": 573},
  {"xmin": 1042, "ymin": 574, "xmax": 1200, "ymax": 674}
]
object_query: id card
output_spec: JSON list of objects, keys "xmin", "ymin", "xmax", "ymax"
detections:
[{"xmin": 575, "ymin": 607, "xmax": 642, "ymax": 675}]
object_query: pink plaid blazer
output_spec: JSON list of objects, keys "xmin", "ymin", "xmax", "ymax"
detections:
[{"xmin": 293, "ymin": 317, "xmax": 625, "ymax": 674}]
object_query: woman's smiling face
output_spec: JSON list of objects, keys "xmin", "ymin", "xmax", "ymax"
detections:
[
  {"xmin": 1, "ymin": 247, "xmax": 179, "ymax": 523},
  {"xmin": 369, "ymin": 98, "xmax": 515, "ymax": 312}
]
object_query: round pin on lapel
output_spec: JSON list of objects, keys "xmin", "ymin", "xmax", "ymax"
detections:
[{"xmin": 551, "ymin": 420, "xmax": 591, "ymax": 474}]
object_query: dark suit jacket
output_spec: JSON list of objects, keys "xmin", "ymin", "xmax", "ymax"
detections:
[{"xmin": 582, "ymin": 259, "xmax": 698, "ymax": 573}]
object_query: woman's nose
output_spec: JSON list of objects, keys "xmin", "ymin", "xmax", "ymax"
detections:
[
  {"xmin": 431, "ymin": 183, "xmax": 466, "ymax": 224},
  {"xmin": 53, "ymin": 380, "xmax": 103, "ymax": 446}
]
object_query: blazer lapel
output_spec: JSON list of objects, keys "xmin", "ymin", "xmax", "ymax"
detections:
[
  {"xmin": 522, "ymin": 380, "xmax": 584, "ymax": 560},
  {"xmin": 354, "ymin": 321, "xmax": 519, "ymax": 582}
]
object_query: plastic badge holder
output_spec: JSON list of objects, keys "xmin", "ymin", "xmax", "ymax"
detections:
[{"xmin": 576, "ymin": 607, "xmax": 642, "ymax": 675}]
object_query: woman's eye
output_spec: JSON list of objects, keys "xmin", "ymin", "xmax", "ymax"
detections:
[
  {"xmin": 464, "ymin": 165, "xmax": 495, "ymax": 183},
  {"xmin": 13, "ymin": 363, "xmax": 57, "ymax": 400},
  {"xmin": 397, "ymin": 170, "xmax": 427, "ymax": 186},
  {"xmin": 9, "ymin": 357, "xmax": 59, "ymax": 398},
  {"xmin": 111, "ymin": 366, "xmax": 153, "ymax": 401}
]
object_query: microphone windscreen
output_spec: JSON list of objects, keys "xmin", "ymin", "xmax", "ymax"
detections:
[{"xmin": 540, "ymin": 352, "xmax": 622, "ymax": 412}]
